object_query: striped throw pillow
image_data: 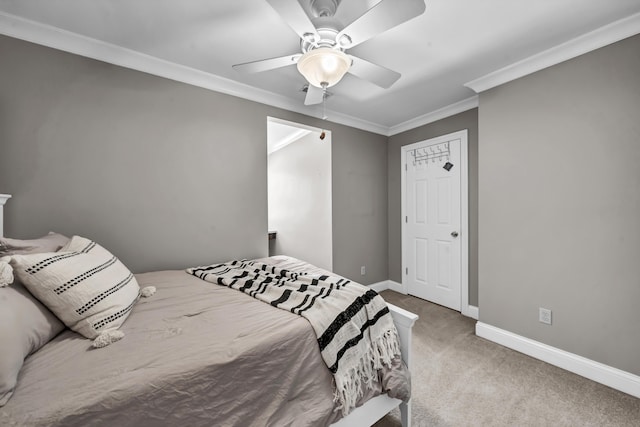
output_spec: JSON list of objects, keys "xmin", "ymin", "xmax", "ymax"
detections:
[{"xmin": 10, "ymin": 236, "xmax": 140, "ymax": 339}]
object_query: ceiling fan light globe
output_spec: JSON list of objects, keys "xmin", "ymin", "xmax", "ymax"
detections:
[{"xmin": 297, "ymin": 47, "xmax": 351, "ymax": 88}]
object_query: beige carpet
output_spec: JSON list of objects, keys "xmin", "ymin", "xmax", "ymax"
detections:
[{"xmin": 373, "ymin": 291, "xmax": 640, "ymax": 427}]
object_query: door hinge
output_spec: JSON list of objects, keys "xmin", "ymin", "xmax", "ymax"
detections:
[
  {"xmin": 405, "ymin": 267, "xmax": 408, "ymax": 275},
  {"xmin": 405, "ymin": 216, "xmax": 408, "ymax": 223},
  {"xmin": 405, "ymin": 163, "xmax": 407, "ymax": 171}
]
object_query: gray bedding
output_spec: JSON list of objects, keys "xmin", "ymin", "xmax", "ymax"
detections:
[{"xmin": 0, "ymin": 256, "xmax": 409, "ymax": 427}]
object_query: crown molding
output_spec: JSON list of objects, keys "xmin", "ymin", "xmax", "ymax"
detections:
[
  {"xmin": 5, "ymin": 10, "xmax": 637, "ymax": 137},
  {"xmin": 324, "ymin": 108, "xmax": 390, "ymax": 135},
  {"xmin": 387, "ymin": 96, "xmax": 478, "ymax": 136},
  {"xmin": 0, "ymin": 11, "xmax": 390, "ymax": 135},
  {"xmin": 465, "ymin": 12, "xmax": 640, "ymax": 93}
]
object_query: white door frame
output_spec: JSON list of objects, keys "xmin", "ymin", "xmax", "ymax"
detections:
[{"xmin": 401, "ymin": 129, "xmax": 472, "ymax": 317}]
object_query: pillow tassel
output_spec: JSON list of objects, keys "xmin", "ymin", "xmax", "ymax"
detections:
[
  {"xmin": 0, "ymin": 256, "xmax": 13, "ymax": 287},
  {"xmin": 92, "ymin": 330, "xmax": 125, "ymax": 348},
  {"xmin": 140, "ymin": 286, "xmax": 156, "ymax": 298}
]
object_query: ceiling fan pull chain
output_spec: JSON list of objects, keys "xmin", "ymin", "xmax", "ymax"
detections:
[{"xmin": 322, "ymin": 82, "xmax": 328, "ymax": 120}]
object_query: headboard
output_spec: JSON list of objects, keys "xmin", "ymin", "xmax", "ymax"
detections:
[{"xmin": 0, "ymin": 194, "xmax": 11, "ymax": 237}]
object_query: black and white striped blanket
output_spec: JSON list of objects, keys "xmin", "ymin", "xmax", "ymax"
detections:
[{"xmin": 186, "ymin": 259, "xmax": 401, "ymax": 415}]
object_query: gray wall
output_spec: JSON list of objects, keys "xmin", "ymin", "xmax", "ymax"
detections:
[
  {"xmin": 387, "ymin": 109, "xmax": 479, "ymax": 306},
  {"xmin": 478, "ymin": 34, "xmax": 640, "ymax": 375},
  {"xmin": 268, "ymin": 131, "xmax": 332, "ymax": 271},
  {"xmin": 0, "ymin": 35, "xmax": 388, "ymax": 284},
  {"xmin": 331, "ymin": 119, "xmax": 388, "ymax": 284}
]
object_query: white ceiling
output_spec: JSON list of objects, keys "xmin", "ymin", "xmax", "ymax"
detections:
[{"xmin": 1, "ymin": 0, "xmax": 639, "ymax": 135}]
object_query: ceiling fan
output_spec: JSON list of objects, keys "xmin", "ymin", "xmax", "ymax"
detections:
[{"xmin": 233, "ymin": 0, "xmax": 426, "ymax": 105}]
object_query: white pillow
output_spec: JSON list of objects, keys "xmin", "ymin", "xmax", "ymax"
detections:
[{"xmin": 9, "ymin": 236, "xmax": 140, "ymax": 339}]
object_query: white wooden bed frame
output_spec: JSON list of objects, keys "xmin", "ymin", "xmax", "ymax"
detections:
[
  {"xmin": 0, "ymin": 193, "xmax": 418, "ymax": 427},
  {"xmin": 0, "ymin": 194, "xmax": 10, "ymax": 238}
]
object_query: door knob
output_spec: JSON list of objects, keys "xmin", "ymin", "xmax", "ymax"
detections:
[{"xmin": 451, "ymin": 231, "xmax": 459, "ymax": 238}]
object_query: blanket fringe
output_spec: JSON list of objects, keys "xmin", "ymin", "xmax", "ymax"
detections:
[{"xmin": 333, "ymin": 328, "xmax": 401, "ymax": 416}]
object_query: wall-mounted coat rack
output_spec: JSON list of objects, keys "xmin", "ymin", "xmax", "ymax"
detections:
[{"xmin": 410, "ymin": 141, "xmax": 450, "ymax": 165}]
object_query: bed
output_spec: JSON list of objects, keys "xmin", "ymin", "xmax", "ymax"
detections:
[{"xmin": 0, "ymin": 194, "xmax": 418, "ymax": 426}]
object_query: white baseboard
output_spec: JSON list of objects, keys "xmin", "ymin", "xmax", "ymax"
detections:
[
  {"xmin": 370, "ymin": 281, "xmax": 479, "ymax": 320},
  {"xmin": 476, "ymin": 322, "xmax": 640, "ymax": 399},
  {"xmin": 463, "ymin": 305, "xmax": 479, "ymax": 320},
  {"xmin": 388, "ymin": 280, "xmax": 405, "ymax": 293},
  {"xmin": 368, "ymin": 281, "xmax": 390, "ymax": 292},
  {"xmin": 369, "ymin": 280, "xmax": 406, "ymax": 293}
]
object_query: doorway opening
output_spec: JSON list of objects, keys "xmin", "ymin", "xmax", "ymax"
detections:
[
  {"xmin": 401, "ymin": 129, "xmax": 470, "ymax": 315},
  {"xmin": 267, "ymin": 117, "xmax": 332, "ymax": 271}
]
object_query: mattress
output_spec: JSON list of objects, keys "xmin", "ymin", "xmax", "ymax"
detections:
[{"xmin": 0, "ymin": 256, "xmax": 408, "ymax": 426}]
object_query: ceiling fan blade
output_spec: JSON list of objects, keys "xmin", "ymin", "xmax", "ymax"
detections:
[
  {"xmin": 304, "ymin": 84, "xmax": 325, "ymax": 105},
  {"xmin": 336, "ymin": 0, "xmax": 426, "ymax": 48},
  {"xmin": 348, "ymin": 55, "xmax": 401, "ymax": 88},
  {"xmin": 266, "ymin": 0, "xmax": 320, "ymax": 43},
  {"xmin": 233, "ymin": 54, "xmax": 301, "ymax": 74}
]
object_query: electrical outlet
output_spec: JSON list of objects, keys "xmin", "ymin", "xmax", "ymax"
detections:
[
  {"xmin": 539, "ymin": 307, "xmax": 552, "ymax": 325},
  {"xmin": 361, "ymin": 266, "xmax": 366, "ymax": 275}
]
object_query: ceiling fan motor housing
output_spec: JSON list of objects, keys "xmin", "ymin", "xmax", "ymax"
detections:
[
  {"xmin": 310, "ymin": 0, "xmax": 341, "ymax": 18},
  {"xmin": 300, "ymin": 26, "xmax": 343, "ymax": 53}
]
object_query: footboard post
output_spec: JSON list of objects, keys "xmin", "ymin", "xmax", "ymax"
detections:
[
  {"xmin": 388, "ymin": 302, "xmax": 418, "ymax": 427},
  {"xmin": 400, "ymin": 401, "xmax": 411, "ymax": 427}
]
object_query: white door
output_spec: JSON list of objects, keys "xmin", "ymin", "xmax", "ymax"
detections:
[{"xmin": 403, "ymin": 134, "xmax": 463, "ymax": 311}]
